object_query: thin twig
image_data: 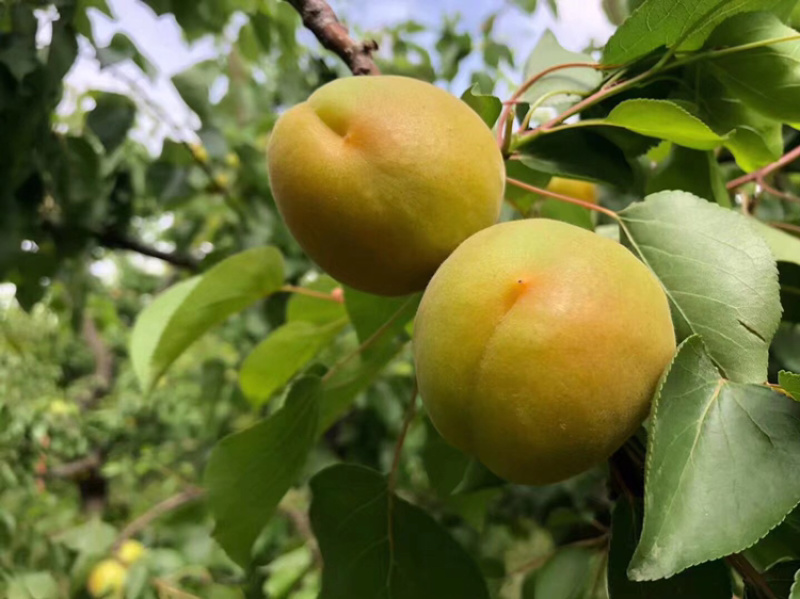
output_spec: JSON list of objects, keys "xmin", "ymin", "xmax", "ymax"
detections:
[
  {"xmin": 94, "ymin": 228, "xmax": 200, "ymax": 271},
  {"xmin": 758, "ymin": 179, "xmax": 800, "ymax": 204},
  {"xmin": 112, "ymin": 487, "xmax": 206, "ymax": 552},
  {"xmin": 77, "ymin": 314, "xmax": 115, "ymax": 410},
  {"xmin": 727, "ymin": 145, "xmax": 800, "ymax": 191},
  {"xmin": 278, "ymin": 504, "xmax": 323, "ymax": 568},
  {"xmin": 46, "ymin": 451, "xmax": 104, "ymax": 479},
  {"xmin": 726, "ymin": 553, "xmax": 777, "ymax": 599},
  {"xmin": 286, "ymin": 0, "xmax": 380, "ymax": 75},
  {"xmin": 769, "ymin": 221, "xmax": 800, "ymax": 236},
  {"xmin": 506, "ymin": 176, "xmax": 619, "ymax": 219}
]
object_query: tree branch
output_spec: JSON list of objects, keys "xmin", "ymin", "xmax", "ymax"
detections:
[
  {"xmin": 112, "ymin": 487, "xmax": 206, "ymax": 552},
  {"xmin": 94, "ymin": 229, "xmax": 200, "ymax": 271},
  {"xmin": 286, "ymin": 0, "xmax": 380, "ymax": 75},
  {"xmin": 46, "ymin": 451, "xmax": 104, "ymax": 479},
  {"xmin": 77, "ymin": 314, "xmax": 115, "ymax": 410}
]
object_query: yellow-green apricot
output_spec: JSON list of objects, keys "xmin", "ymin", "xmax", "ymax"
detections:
[
  {"xmin": 267, "ymin": 75, "xmax": 504, "ymax": 296},
  {"xmin": 414, "ymin": 219, "xmax": 676, "ymax": 485}
]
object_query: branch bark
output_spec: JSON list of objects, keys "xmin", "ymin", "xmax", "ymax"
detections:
[
  {"xmin": 94, "ymin": 228, "xmax": 199, "ymax": 271},
  {"xmin": 77, "ymin": 314, "xmax": 115, "ymax": 410},
  {"xmin": 286, "ymin": 0, "xmax": 380, "ymax": 75}
]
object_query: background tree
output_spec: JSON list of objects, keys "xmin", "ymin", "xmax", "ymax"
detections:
[{"xmin": 3, "ymin": 0, "xmax": 800, "ymax": 598}]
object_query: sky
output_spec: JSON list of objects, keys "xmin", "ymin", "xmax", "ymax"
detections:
[{"xmin": 61, "ymin": 0, "xmax": 616, "ymax": 151}]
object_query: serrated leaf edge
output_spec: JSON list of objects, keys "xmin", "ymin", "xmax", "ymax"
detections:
[{"xmin": 630, "ymin": 336, "xmax": 800, "ymax": 581}]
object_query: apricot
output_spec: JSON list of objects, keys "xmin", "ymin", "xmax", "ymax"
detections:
[
  {"xmin": 87, "ymin": 559, "xmax": 127, "ymax": 598},
  {"xmin": 546, "ymin": 177, "xmax": 597, "ymax": 204},
  {"xmin": 413, "ymin": 219, "xmax": 675, "ymax": 485},
  {"xmin": 267, "ymin": 76, "xmax": 504, "ymax": 296}
]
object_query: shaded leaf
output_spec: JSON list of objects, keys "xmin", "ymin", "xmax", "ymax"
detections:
[
  {"xmin": 608, "ymin": 499, "xmax": 732, "ymax": 598},
  {"xmin": 522, "ymin": 547, "xmax": 596, "ymax": 599},
  {"xmin": 745, "ymin": 506, "xmax": 800, "ymax": 570},
  {"xmin": 645, "ymin": 146, "xmax": 730, "ymax": 207},
  {"xmin": 205, "ymin": 376, "xmax": 320, "ymax": 566},
  {"xmin": 629, "ymin": 337, "xmax": 800, "ymax": 580},
  {"xmin": 96, "ymin": 32, "xmax": 154, "ymax": 77},
  {"xmin": 706, "ymin": 12, "xmax": 800, "ymax": 123},
  {"xmin": 86, "ymin": 93, "xmax": 136, "ymax": 153},
  {"xmin": 309, "ymin": 464, "xmax": 490, "ymax": 599},
  {"xmin": 619, "ymin": 191, "xmax": 781, "ymax": 383},
  {"xmin": 130, "ymin": 247, "xmax": 284, "ymax": 391},
  {"xmin": 603, "ymin": 0, "xmax": 790, "ymax": 64},
  {"xmin": 779, "ymin": 370, "xmax": 800, "ymax": 401},
  {"xmin": 517, "ymin": 128, "xmax": 636, "ymax": 190},
  {"xmin": 460, "ymin": 85, "xmax": 502, "ymax": 128},
  {"xmin": 695, "ymin": 66, "xmax": 783, "ymax": 172}
]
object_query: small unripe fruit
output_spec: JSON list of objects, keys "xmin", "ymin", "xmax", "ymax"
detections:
[
  {"xmin": 116, "ymin": 539, "xmax": 146, "ymax": 565},
  {"xmin": 267, "ymin": 75, "xmax": 504, "ymax": 296},
  {"xmin": 87, "ymin": 559, "xmax": 127, "ymax": 598},
  {"xmin": 414, "ymin": 219, "xmax": 675, "ymax": 485}
]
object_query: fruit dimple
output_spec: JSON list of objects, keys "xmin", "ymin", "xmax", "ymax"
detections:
[{"xmin": 504, "ymin": 276, "xmax": 533, "ymax": 311}]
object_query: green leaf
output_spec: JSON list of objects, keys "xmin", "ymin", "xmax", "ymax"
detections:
[
  {"xmin": 645, "ymin": 146, "xmax": 730, "ymax": 206},
  {"xmin": 793, "ymin": 567, "xmax": 800, "ymax": 598},
  {"xmin": 754, "ymin": 561, "xmax": 800, "ymax": 597},
  {"xmin": 205, "ymin": 376, "xmax": 320, "ymax": 566},
  {"xmin": 706, "ymin": 12, "xmax": 800, "ymax": 123},
  {"xmin": 522, "ymin": 547, "xmax": 596, "ymax": 599},
  {"xmin": 745, "ymin": 506, "xmax": 800, "ymax": 570},
  {"xmin": 453, "ymin": 458, "xmax": 505, "ymax": 495},
  {"xmin": 314, "ymin": 285, "xmax": 417, "ymax": 433},
  {"xmin": 421, "ymin": 418, "xmax": 472, "ymax": 496},
  {"xmin": 172, "ymin": 60, "xmax": 217, "ymax": 123},
  {"xmin": 309, "ymin": 464, "xmax": 490, "ymax": 599},
  {"xmin": 239, "ymin": 319, "xmax": 346, "ymax": 407},
  {"xmin": 695, "ymin": 66, "xmax": 783, "ymax": 172},
  {"xmin": 53, "ymin": 518, "xmax": 116, "ymax": 555},
  {"xmin": 344, "ymin": 289, "xmax": 420, "ymax": 354},
  {"xmin": 86, "ymin": 93, "xmax": 136, "ymax": 153},
  {"xmin": 520, "ymin": 31, "xmax": 601, "ymax": 109},
  {"xmin": 780, "ymin": 370, "xmax": 800, "ymax": 400},
  {"xmin": 747, "ymin": 219, "xmax": 800, "ymax": 321},
  {"xmin": 603, "ymin": 0, "xmax": 790, "ymax": 64},
  {"xmin": 6, "ymin": 572, "xmax": 59, "ymax": 599},
  {"xmin": 517, "ymin": 128, "xmax": 636, "ymax": 190},
  {"xmin": 619, "ymin": 191, "xmax": 781, "ymax": 383},
  {"xmin": 130, "ymin": 246, "xmax": 284, "ymax": 391},
  {"xmin": 629, "ymin": 336, "xmax": 800, "ymax": 580},
  {"xmin": 460, "ymin": 85, "xmax": 502, "ymax": 128},
  {"xmin": 602, "ymin": 99, "xmax": 727, "ymax": 150},
  {"xmin": 608, "ymin": 499, "xmax": 732, "ymax": 598}
]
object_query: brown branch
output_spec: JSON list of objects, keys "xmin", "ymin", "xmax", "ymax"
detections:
[
  {"xmin": 112, "ymin": 487, "xmax": 206, "ymax": 553},
  {"xmin": 46, "ymin": 451, "xmax": 104, "ymax": 479},
  {"xmin": 727, "ymin": 144, "xmax": 800, "ymax": 191},
  {"xmin": 726, "ymin": 553, "xmax": 778, "ymax": 599},
  {"xmin": 77, "ymin": 314, "xmax": 115, "ymax": 410},
  {"xmin": 286, "ymin": 0, "xmax": 380, "ymax": 75},
  {"xmin": 94, "ymin": 228, "xmax": 200, "ymax": 271},
  {"xmin": 278, "ymin": 504, "xmax": 323, "ymax": 568}
]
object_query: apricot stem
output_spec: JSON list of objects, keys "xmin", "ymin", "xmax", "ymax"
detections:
[
  {"xmin": 506, "ymin": 176, "xmax": 619, "ymax": 220},
  {"xmin": 497, "ymin": 62, "xmax": 607, "ymax": 151},
  {"xmin": 279, "ymin": 285, "xmax": 344, "ymax": 303}
]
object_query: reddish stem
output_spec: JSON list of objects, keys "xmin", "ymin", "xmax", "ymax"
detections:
[
  {"xmin": 506, "ymin": 177, "xmax": 619, "ymax": 219},
  {"xmin": 279, "ymin": 284, "xmax": 344, "ymax": 303},
  {"xmin": 727, "ymin": 145, "xmax": 800, "ymax": 190},
  {"xmin": 497, "ymin": 62, "xmax": 602, "ymax": 150}
]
